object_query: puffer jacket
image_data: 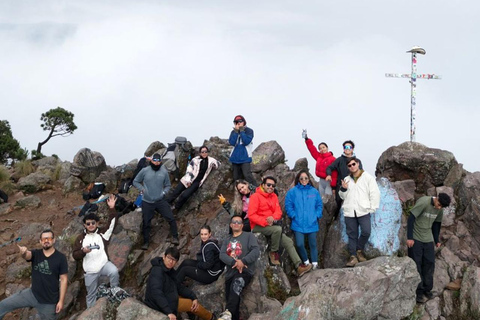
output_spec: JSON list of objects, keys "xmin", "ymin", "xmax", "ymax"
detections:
[
  {"xmin": 285, "ymin": 183, "xmax": 323, "ymax": 233},
  {"xmin": 229, "ymin": 127, "xmax": 254, "ymax": 164},
  {"xmin": 248, "ymin": 186, "xmax": 282, "ymax": 229},
  {"xmin": 305, "ymin": 138, "xmax": 338, "ymax": 187}
]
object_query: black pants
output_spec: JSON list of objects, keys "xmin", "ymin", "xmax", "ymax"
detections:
[
  {"xmin": 232, "ymin": 163, "xmax": 256, "ymax": 186},
  {"xmin": 225, "ymin": 272, "xmax": 252, "ymax": 320},
  {"xmin": 176, "ymin": 259, "xmax": 220, "ymax": 284},
  {"xmin": 344, "ymin": 213, "xmax": 371, "ymax": 256},
  {"xmin": 408, "ymin": 240, "xmax": 435, "ymax": 297},
  {"xmin": 166, "ymin": 180, "xmax": 200, "ymax": 210},
  {"xmin": 142, "ymin": 199, "xmax": 178, "ymax": 243}
]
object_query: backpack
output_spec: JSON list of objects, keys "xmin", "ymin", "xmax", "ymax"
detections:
[
  {"xmin": 78, "ymin": 201, "xmax": 99, "ymax": 217},
  {"xmin": 96, "ymin": 283, "xmax": 131, "ymax": 303},
  {"xmin": 161, "ymin": 136, "xmax": 190, "ymax": 173},
  {"xmin": 118, "ymin": 178, "xmax": 132, "ymax": 194},
  {"xmin": 114, "ymin": 194, "xmax": 135, "ymax": 215},
  {"xmin": 0, "ymin": 189, "xmax": 7, "ymax": 203},
  {"xmin": 82, "ymin": 183, "xmax": 106, "ymax": 201}
]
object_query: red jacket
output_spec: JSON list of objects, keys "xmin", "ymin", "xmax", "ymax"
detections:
[
  {"xmin": 248, "ymin": 186, "xmax": 282, "ymax": 230},
  {"xmin": 305, "ymin": 139, "xmax": 337, "ymax": 187}
]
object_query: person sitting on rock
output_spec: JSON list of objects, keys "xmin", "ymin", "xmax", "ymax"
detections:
[
  {"xmin": 144, "ymin": 247, "xmax": 215, "ymax": 320},
  {"xmin": 0, "ymin": 229, "xmax": 68, "ymax": 320},
  {"xmin": 303, "ymin": 130, "xmax": 337, "ymax": 196},
  {"xmin": 228, "ymin": 115, "xmax": 256, "ymax": 186},
  {"xmin": 339, "ymin": 157, "xmax": 380, "ymax": 268},
  {"xmin": 285, "ymin": 170, "xmax": 323, "ymax": 269},
  {"xmin": 133, "ymin": 153, "xmax": 179, "ymax": 249},
  {"xmin": 248, "ymin": 176, "xmax": 312, "ymax": 277},
  {"xmin": 72, "ymin": 195, "xmax": 120, "ymax": 308},
  {"xmin": 218, "ymin": 215, "xmax": 260, "ymax": 320},
  {"xmin": 166, "ymin": 145, "xmax": 219, "ymax": 211},
  {"xmin": 218, "ymin": 179, "xmax": 256, "ymax": 232},
  {"xmin": 176, "ymin": 225, "xmax": 224, "ymax": 285},
  {"xmin": 407, "ymin": 193, "xmax": 451, "ymax": 304}
]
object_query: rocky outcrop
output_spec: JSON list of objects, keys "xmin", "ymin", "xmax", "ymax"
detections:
[
  {"xmin": 69, "ymin": 148, "xmax": 108, "ymax": 183},
  {"xmin": 17, "ymin": 172, "xmax": 52, "ymax": 193}
]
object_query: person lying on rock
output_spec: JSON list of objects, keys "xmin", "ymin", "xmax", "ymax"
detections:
[
  {"xmin": 218, "ymin": 179, "xmax": 256, "ymax": 233},
  {"xmin": 166, "ymin": 145, "xmax": 219, "ymax": 211},
  {"xmin": 339, "ymin": 157, "xmax": 380, "ymax": 268},
  {"xmin": 144, "ymin": 247, "xmax": 216, "ymax": 320},
  {"xmin": 72, "ymin": 194, "xmax": 120, "ymax": 308},
  {"xmin": 407, "ymin": 192, "xmax": 451, "ymax": 304},
  {"xmin": 176, "ymin": 225, "xmax": 224, "ymax": 285},
  {"xmin": 218, "ymin": 215, "xmax": 260, "ymax": 320},
  {"xmin": 0, "ymin": 229, "xmax": 68, "ymax": 320},
  {"xmin": 248, "ymin": 176, "xmax": 313, "ymax": 277}
]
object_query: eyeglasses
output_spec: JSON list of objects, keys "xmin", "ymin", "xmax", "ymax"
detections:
[
  {"xmin": 299, "ymin": 177, "xmax": 309, "ymax": 181},
  {"xmin": 85, "ymin": 221, "xmax": 96, "ymax": 226},
  {"xmin": 200, "ymin": 151, "xmax": 208, "ymax": 154},
  {"xmin": 265, "ymin": 183, "xmax": 276, "ymax": 188},
  {"xmin": 165, "ymin": 255, "xmax": 177, "ymax": 262},
  {"xmin": 41, "ymin": 237, "xmax": 53, "ymax": 242},
  {"xmin": 231, "ymin": 221, "xmax": 243, "ymax": 225},
  {"xmin": 344, "ymin": 145, "xmax": 353, "ymax": 150},
  {"xmin": 347, "ymin": 162, "xmax": 357, "ymax": 167}
]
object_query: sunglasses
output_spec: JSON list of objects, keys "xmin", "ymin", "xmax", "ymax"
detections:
[
  {"xmin": 299, "ymin": 177, "xmax": 309, "ymax": 181},
  {"xmin": 344, "ymin": 145, "xmax": 353, "ymax": 150},
  {"xmin": 234, "ymin": 120, "xmax": 244, "ymax": 124},
  {"xmin": 231, "ymin": 221, "xmax": 243, "ymax": 225},
  {"xmin": 152, "ymin": 159, "xmax": 161, "ymax": 162},
  {"xmin": 265, "ymin": 183, "xmax": 276, "ymax": 188},
  {"xmin": 200, "ymin": 151, "xmax": 208, "ymax": 154},
  {"xmin": 85, "ymin": 221, "xmax": 97, "ymax": 226},
  {"xmin": 41, "ymin": 237, "xmax": 53, "ymax": 242},
  {"xmin": 347, "ymin": 162, "xmax": 357, "ymax": 167}
]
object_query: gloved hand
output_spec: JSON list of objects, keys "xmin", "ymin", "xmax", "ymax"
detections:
[
  {"xmin": 218, "ymin": 194, "xmax": 226, "ymax": 205},
  {"xmin": 302, "ymin": 129, "xmax": 308, "ymax": 140},
  {"xmin": 239, "ymin": 126, "xmax": 245, "ymax": 132}
]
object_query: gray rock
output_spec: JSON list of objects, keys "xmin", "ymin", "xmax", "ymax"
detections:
[
  {"xmin": 70, "ymin": 148, "xmax": 108, "ymax": 183},
  {"xmin": 14, "ymin": 195, "xmax": 41, "ymax": 208},
  {"xmin": 0, "ymin": 202, "xmax": 13, "ymax": 216},
  {"xmin": 433, "ymin": 259, "xmax": 450, "ymax": 297},
  {"xmin": 424, "ymin": 297, "xmax": 441, "ymax": 320},
  {"xmin": 32, "ymin": 156, "xmax": 59, "ymax": 167},
  {"xmin": 17, "ymin": 172, "xmax": 52, "ymax": 193},
  {"xmin": 251, "ymin": 141, "xmax": 285, "ymax": 173},
  {"xmin": 442, "ymin": 290, "xmax": 455, "ymax": 318},
  {"xmin": 96, "ymin": 167, "xmax": 119, "ymax": 193},
  {"xmin": 116, "ymin": 297, "xmax": 169, "ymax": 320},
  {"xmin": 439, "ymin": 246, "xmax": 468, "ymax": 280},
  {"xmin": 392, "ymin": 179, "xmax": 416, "ymax": 203},
  {"xmin": 460, "ymin": 266, "xmax": 480, "ymax": 316},
  {"xmin": 76, "ymin": 297, "xmax": 108, "ymax": 319},
  {"xmin": 144, "ymin": 141, "xmax": 165, "ymax": 157},
  {"xmin": 63, "ymin": 175, "xmax": 85, "ymax": 194}
]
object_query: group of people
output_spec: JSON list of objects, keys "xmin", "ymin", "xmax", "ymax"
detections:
[{"xmin": 0, "ymin": 115, "xmax": 453, "ymax": 319}]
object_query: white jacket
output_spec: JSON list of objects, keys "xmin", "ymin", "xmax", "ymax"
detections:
[
  {"xmin": 339, "ymin": 171, "xmax": 380, "ymax": 218},
  {"xmin": 180, "ymin": 156, "xmax": 219, "ymax": 188}
]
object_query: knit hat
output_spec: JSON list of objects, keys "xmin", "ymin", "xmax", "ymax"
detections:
[{"xmin": 233, "ymin": 115, "xmax": 246, "ymax": 125}]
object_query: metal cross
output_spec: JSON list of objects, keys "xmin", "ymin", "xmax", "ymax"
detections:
[{"xmin": 385, "ymin": 46, "xmax": 441, "ymax": 142}]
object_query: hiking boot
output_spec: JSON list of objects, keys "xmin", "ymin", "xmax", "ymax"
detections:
[
  {"xmin": 217, "ymin": 309, "xmax": 232, "ymax": 320},
  {"xmin": 269, "ymin": 252, "xmax": 281, "ymax": 265},
  {"xmin": 416, "ymin": 294, "xmax": 428, "ymax": 304},
  {"xmin": 297, "ymin": 263, "xmax": 313, "ymax": 277},
  {"xmin": 345, "ymin": 255, "xmax": 358, "ymax": 267},
  {"xmin": 171, "ymin": 237, "xmax": 180, "ymax": 245},
  {"xmin": 141, "ymin": 242, "xmax": 149, "ymax": 250},
  {"xmin": 356, "ymin": 250, "xmax": 367, "ymax": 262}
]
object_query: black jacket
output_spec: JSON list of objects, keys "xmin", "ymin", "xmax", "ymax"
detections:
[
  {"xmin": 326, "ymin": 154, "xmax": 363, "ymax": 185},
  {"xmin": 195, "ymin": 238, "xmax": 224, "ymax": 277},
  {"xmin": 144, "ymin": 257, "xmax": 196, "ymax": 315}
]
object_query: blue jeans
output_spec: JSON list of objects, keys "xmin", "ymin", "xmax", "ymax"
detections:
[
  {"xmin": 294, "ymin": 231, "xmax": 318, "ymax": 263},
  {"xmin": 0, "ymin": 288, "xmax": 56, "ymax": 320}
]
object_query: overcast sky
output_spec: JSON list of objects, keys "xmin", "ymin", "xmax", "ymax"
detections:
[{"xmin": 1, "ymin": 1, "xmax": 478, "ymax": 177}]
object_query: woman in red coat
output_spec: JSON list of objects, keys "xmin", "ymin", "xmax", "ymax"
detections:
[{"xmin": 304, "ymin": 135, "xmax": 337, "ymax": 195}]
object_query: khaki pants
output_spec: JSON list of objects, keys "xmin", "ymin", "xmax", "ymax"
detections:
[
  {"xmin": 253, "ymin": 225, "xmax": 301, "ymax": 267},
  {"xmin": 178, "ymin": 297, "xmax": 212, "ymax": 320}
]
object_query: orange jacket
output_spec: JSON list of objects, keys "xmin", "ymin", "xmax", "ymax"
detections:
[{"xmin": 248, "ymin": 186, "xmax": 282, "ymax": 229}]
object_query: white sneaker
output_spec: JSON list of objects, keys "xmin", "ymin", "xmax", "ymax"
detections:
[{"xmin": 218, "ymin": 309, "xmax": 232, "ymax": 320}]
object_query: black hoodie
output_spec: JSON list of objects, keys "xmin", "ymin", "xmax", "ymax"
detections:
[{"xmin": 144, "ymin": 257, "xmax": 196, "ymax": 315}]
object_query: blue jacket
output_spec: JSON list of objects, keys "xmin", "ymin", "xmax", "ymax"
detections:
[
  {"xmin": 229, "ymin": 127, "xmax": 254, "ymax": 164},
  {"xmin": 285, "ymin": 184, "xmax": 323, "ymax": 233}
]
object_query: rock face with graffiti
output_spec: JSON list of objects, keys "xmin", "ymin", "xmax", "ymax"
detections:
[{"xmin": 0, "ymin": 138, "xmax": 479, "ymax": 320}]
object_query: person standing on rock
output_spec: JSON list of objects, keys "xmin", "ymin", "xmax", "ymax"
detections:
[
  {"xmin": 144, "ymin": 247, "xmax": 215, "ymax": 320},
  {"xmin": 303, "ymin": 130, "xmax": 337, "ymax": 196},
  {"xmin": 228, "ymin": 115, "xmax": 256, "ymax": 186},
  {"xmin": 166, "ymin": 145, "xmax": 220, "ymax": 211},
  {"xmin": 248, "ymin": 176, "xmax": 312, "ymax": 277},
  {"xmin": 0, "ymin": 229, "xmax": 68, "ymax": 320},
  {"xmin": 218, "ymin": 215, "xmax": 260, "ymax": 320},
  {"xmin": 72, "ymin": 195, "xmax": 120, "ymax": 308},
  {"xmin": 326, "ymin": 140, "xmax": 363, "ymax": 213},
  {"xmin": 285, "ymin": 170, "xmax": 323, "ymax": 269},
  {"xmin": 133, "ymin": 153, "xmax": 179, "ymax": 249},
  {"xmin": 407, "ymin": 193, "xmax": 451, "ymax": 304},
  {"xmin": 339, "ymin": 157, "xmax": 380, "ymax": 268}
]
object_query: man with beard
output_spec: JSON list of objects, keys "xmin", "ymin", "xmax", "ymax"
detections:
[
  {"xmin": 0, "ymin": 230, "xmax": 68, "ymax": 319},
  {"xmin": 134, "ymin": 153, "xmax": 179, "ymax": 250}
]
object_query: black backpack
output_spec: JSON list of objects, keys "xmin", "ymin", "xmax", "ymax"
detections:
[
  {"xmin": 0, "ymin": 189, "xmax": 7, "ymax": 203},
  {"xmin": 117, "ymin": 179, "xmax": 132, "ymax": 194},
  {"xmin": 82, "ymin": 183, "xmax": 106, "ymax": 201},
  {"xmin": 114, "ymin": 194, "xmax": 135, "ymax": 216},
  {"xmin": 78, "ymin": 201, "xmax": 99, "ymax": 217}
]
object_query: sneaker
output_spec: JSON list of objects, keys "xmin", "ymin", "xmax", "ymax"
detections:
[
  {"xmin": 297, "ymin": 263, "xmax": 313, "ymax": 277},
  {"xmin": 346, "ymin": 255, "xmax": 358, "ymax": 267},
  {"xmin": 312, "ymin": 262, "xmax": 319, "ymax": 269},
  {"xmin": 217, "ymin": 309, "xmax": 232, "ymax": 320},
  {"xmin": 269, "ymin": 251, "xmax": 280, "ymax": 265},
  {"xmin": 356, "ymin": 250, "xmax": 367, "ymax": 262},
  {"xmin": 416, "ymin": 294, "xmax": 428, "ymax": 304},
  {"xmin": 171, "ymin": 237, "xmax": 179, "ymax": 245},
  {"xmin": 141, "ymin": 242, "xmax": 149, "ymax": 250}
]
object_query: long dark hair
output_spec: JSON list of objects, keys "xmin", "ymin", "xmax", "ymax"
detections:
[{"xmin": 294, "ymin": 170, "xmax": 313, "ymax": 186}]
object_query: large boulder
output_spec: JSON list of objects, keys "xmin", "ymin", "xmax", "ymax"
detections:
[
  {"xmin": 116, "ymin": 298, "xmax": 169, "ymax": 320},
  {"xmin": 376, "ymin": 142, "xmax": 457, "ymax": 194},
  {"xmin": 17, "ymin": 172, "xmax": 52, "ymax": 193},
  {"xmin": 70, "ymin": 148, "xmax": 108, "ymax": 183},
  {"xmin": 460, "ymin": 266, "xmax": 480, "ymax": 317},
  {"xmin": 14, "ymin": 195, "xmax": 41, "ymax": 209},
  {"xmin": 276, "ymin": 256, "xmax": 419, "ymax": 320},
  {"xmin": 251, "ymin": 141, "xmax": 285, "ymax": 173}
]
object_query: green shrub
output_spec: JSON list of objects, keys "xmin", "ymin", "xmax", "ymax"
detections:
[
  {"xmin": 14, "ymin": 160, "xmax": 34, "ymax": 177},
  {"xmin": 0, "ymin": 165, "xmax": 9, "ymax": 182},
  {"xmin": 0, "ymin": 181, "xmax": 16, "ymax": 194}
]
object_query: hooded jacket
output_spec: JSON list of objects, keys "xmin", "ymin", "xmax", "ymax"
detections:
[
  {"xmin": 195, "ymin": 238, "xmax": 224, "ymax": 277},
  {"xmin": 248, "ymin": 186, "xmax": 282, "ymax": 230},
  {"xmin": 339, "ymin": 170, "xmax": 380, "ymax": 218},
  {"xmin": 229, "ymin": 126, "xmax": 254, "ymax": 164},
  {"xmin": 285, "ymin": 183, "xmax": 323, "ymax": 233},
  {"xmin": 72, "ymin": 209, "xmax": 118, "ymax": 273},
  {"xmin": 305, "ymin": 138, "xmax": 338, "ymax": 187},
  {"xmin": 144, "ymin": 257, "xmax": 197, "ymax": 315}
]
